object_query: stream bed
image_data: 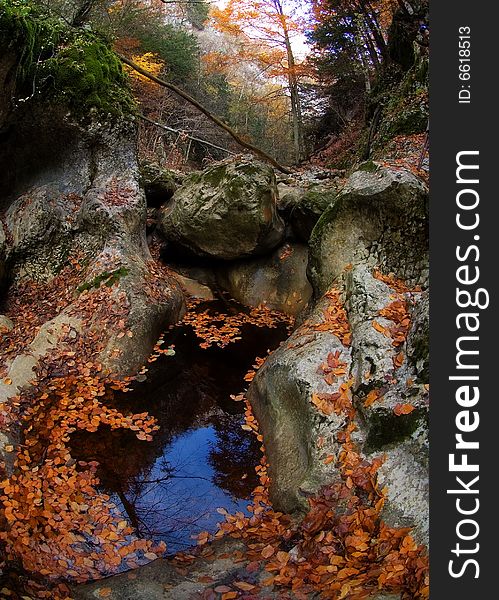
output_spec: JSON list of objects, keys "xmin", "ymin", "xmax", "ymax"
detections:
[{"xmin": 69, "ymin": 301, "xmax": 290, "ymax": 554}]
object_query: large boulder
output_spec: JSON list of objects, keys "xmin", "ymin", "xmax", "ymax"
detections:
[
  {"xmin": 308, "ymin": 162, "xmax": 428, "ymax": 296},
  {"xmin": 248, "ymin": 164, "xmax": 430, "ymax": 545},
  {"xmin": 159, "ymin": 158, "xmax": 285, "ymax": 260},
  {"xmin": 216, "ymin": 243, "xmax": 312, "ymax": 316},
  {"xmin": 345, "ymin": 266, "xmax": 429, "ymax": 542},
  {"xmin": 0, "ymin": 111, "xmax": 184, "ymax": 469},
  {"xmin": 248, "ymin": 295, "xmax": 352, "ymax": 514},
  {"xmin": 249, "ymin": 271, "xmax": 429, "ymax": 543}
]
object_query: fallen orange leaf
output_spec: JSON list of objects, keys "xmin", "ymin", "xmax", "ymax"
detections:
[{"xmin": 394, "ymin": 403, "xmax": 416, "ymax": 416}]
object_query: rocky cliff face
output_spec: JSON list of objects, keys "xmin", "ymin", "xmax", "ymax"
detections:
[
  {"xmin": 0, "ymin": 17, "xmax": 184, "ymax": 472},
  {"xmin": 248, "ymin": 164, "xmax": 429, "ymax": 545}
]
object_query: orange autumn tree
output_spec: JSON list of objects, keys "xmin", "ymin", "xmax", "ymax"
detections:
[
  {"xmin": 201, "ymin": 46, "xmax": 296, "ymax": 161},
  {"xmin": 211, "ymin": 0, "xmax": 309, "ymax": 163}
]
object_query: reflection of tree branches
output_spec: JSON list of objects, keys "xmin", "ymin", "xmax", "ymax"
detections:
[
  {"xmin": 64, "ymin": 316, "xmax": 291, "ymax": 551},
  {"xmin": 136, "ymin": 475, "xmax": 211, "ymax": 484},
  {"xmin": 100, "ymin": 448, "xmax": 217, "ymax": 543},
  {"xmin": 126, "ymin": 481, "xmax": 213, "ymax": 542},
  {"xmin": 208, "ymin": 413, "xmax": 260, "ymax": 499},
  {"xmin": 115, "ymin": 487, "xmax": 142, "ymax": 534}
]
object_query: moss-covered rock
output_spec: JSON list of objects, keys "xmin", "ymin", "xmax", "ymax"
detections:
[
  {"xmin": 139, "ymin": 162, "xmax": 183, "ymax": 207},
  {"xmin": 159, "ymin": 157, "xmax": 285, "ymax": 260},
  {"xmin": 368, "ymin": 52, "xmax": 429, "ymax": 155},
  {"xmin": 77, "ymin": 267, "xmax": 130, "ymax": 293},
  {"xmin": 0, "ymin": 0, "xmax": 134, "ymax": 117},
  {"xmin": 308, "ymin": 163, "xmax": 429, "ymax": 297},
  {"xmin": 249, "ymin": 264, "xmax": 429, "ymax": 543},
  {"xmin": 277, "ymin": 180, "xmax": 340, "ymax": 242},
  {"xmin": 43, "ymin": 33, "xmax": 134, "ymax": 116}
]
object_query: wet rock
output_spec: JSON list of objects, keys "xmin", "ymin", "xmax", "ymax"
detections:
[
  {"xmin": 73, "ymin": 539, "xmax": 245, "ymax": 600},
  {"xmin": 168, "ymin": 264, "xmax": 218, "ymax": 290},
  {"xmin": 216, "ymin": 243, "xmax": 312, "ymax": 316},
  {"xmin": 159, "ymin": 158, "xmax": 285, "ymax": 260},
  {"xmin": 308, "ymin": 162, "xmax": 428, "ymax": 296},
  {"xmin": 170, "ymin": 271, "xmax": 215, "ymax": 300},
  {"xmin": 73, "ymin": 538, "xmax": 295, "ymax": 600}
]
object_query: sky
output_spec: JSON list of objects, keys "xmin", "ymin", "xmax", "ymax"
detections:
[{"xmin": 211, "ymin": 0, "xmax": 311, "ymax": 59}]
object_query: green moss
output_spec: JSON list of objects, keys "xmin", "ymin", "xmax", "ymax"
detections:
[
  {"xmin": 364, "ymin": 408, "xmax": 427, "ymax": 452},
  {"xmin": 77, "ymin": 267, "xmax": 129, "ymax": 293},
  {"xmin": 300, "ymin": 188, "xmax": 338, "ymax": 214},
  {"xmin": 43, "ymin": 34, "xmax": 135, "ymax": 116},
  {"xmin": 200, "ymin": 165, "xmax": 227, "ymax": 189},
  {"xmin": 357, "ymin": 160, "xmax": 379, "ymax": 174},
  {"xmin": 371, "ymin": 56, "xmax": 429, "ymax": 153},
  {"xmin": 140, "ymin": 163, "xmax": 179, "ymax": 194},
  {"xmin": 0, "ymin": 0, "xmax": 134, "ymax": 117},
  {"xmin": 0, "ymin": 0, "xmax": 63, "ymax": 79}
]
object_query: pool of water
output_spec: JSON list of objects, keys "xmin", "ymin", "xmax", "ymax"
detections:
[{"xmin": 69, "ymin": 303, "xmax": 289, "ymax": 553}]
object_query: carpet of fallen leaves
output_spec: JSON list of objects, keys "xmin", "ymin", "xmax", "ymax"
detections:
[
  {"xmin": 370, "ymin": 269, "xmax": 424, "ymax": 416},
  {"xmin": 181, "ymin": 298, "xmax": 295, "ymax": 349},
  {"xmin": 191, "ymin": 288, "xmax": 428, "ymax": 600},
  {"xmin": 291, "ymin": 288, "xmax": 352, "ymax": 349},
  {"xmin": 0, "ymin": 257, "xmax": 173, "ymax": 598},
  {"xmin": 372, "ymin": 297, "xmax": 411, "ymax": 349},
  {"xmin": 0, "ymin": 364, "xmax": 166, "ymax": 594},
  {"xmin": 0, "ymin": 260, "xmax": 428, "ymax": 599},
  {"xmin": 0, "ymin": 255, "xmax": 86, "ymax": 376},
  {"xmin": 311, "ymin": 351, "xmax": 354, "ymax": 418}
]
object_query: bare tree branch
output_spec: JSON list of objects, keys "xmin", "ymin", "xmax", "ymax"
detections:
[
  {"xmin": 117, "ymin": 53, "xmax": 293, "ymax": 173},
  {"xmin": 139, "ymin": 115, "xmax": 237, "ymax": 156}
]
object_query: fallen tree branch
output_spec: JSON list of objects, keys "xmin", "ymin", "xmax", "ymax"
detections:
[
  {"xmin": 118, "ymin": 53, "xmax": 293, "ymax": 174},
  {"xmin": 139, "ymin": 114, "xmax": 237, "ymax": 156}
]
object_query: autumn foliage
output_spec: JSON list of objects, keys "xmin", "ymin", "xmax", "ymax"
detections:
[
  {"xmin": 0, "ymin": 245, "xmax": 175, "ymax": 597},
  {"xmin": 0, "ymin": 246, "xmax": 429, "ymax": 600},
  {"xmin": 181, "ymin": 298, "xmax": 294, "ymax": 349},
  {"xmin": 188, "ymin": 285, "xmax": 428, "ymax": 600}
]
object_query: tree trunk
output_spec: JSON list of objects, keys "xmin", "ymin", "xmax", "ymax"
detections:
[
  {"xmin": 274, "ymin": 1, "xmax": 304, "ymax": 163},
  {"xmin": 357, "ymin": 0, "xmax": 389, "ymax": 62},
  {"xmin": 356, "ymin": 15, "xmax": 381, "ymax": 71},
  {"xmin": 71, "ymin": 0, "xmax": 98, "ymax": 27}
]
